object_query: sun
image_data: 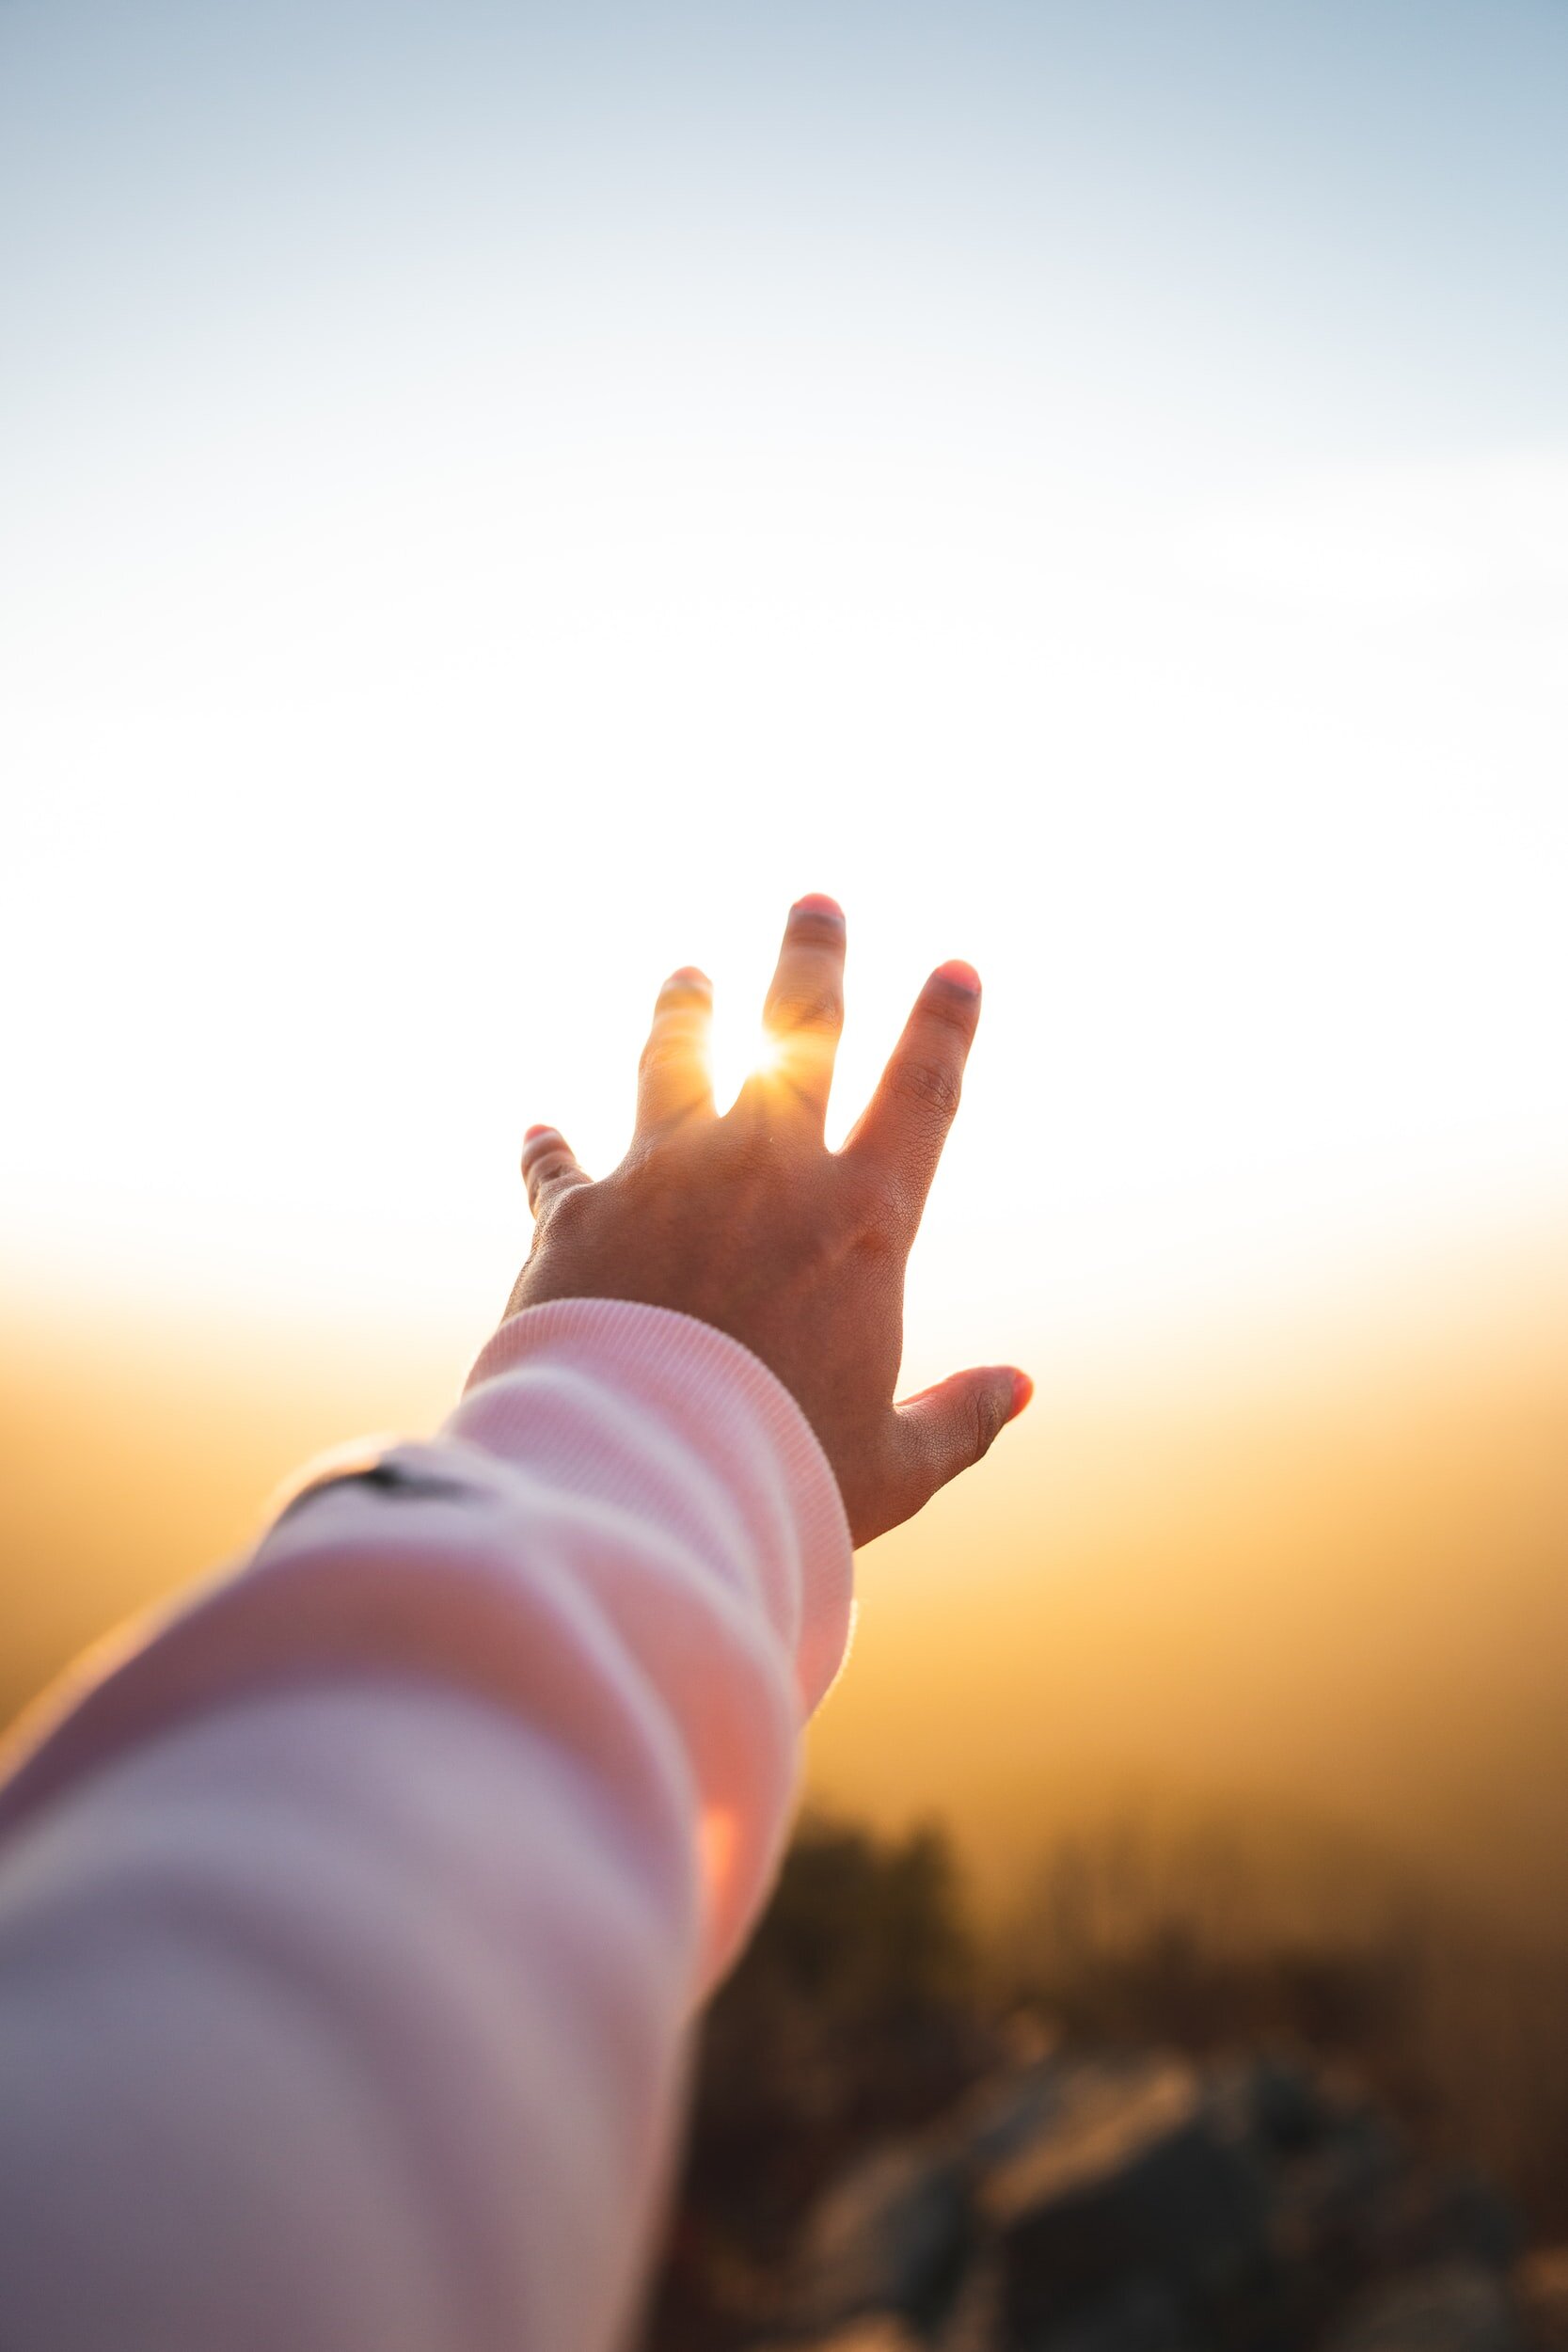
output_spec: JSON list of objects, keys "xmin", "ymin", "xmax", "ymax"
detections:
[
  {"xmin": 749, "ymin": 1030, "xmax": 786, "ymax": 1081},
  {"xmin": 706, "ymin": 1006, "xmax": 789, "ymax": 1110}
]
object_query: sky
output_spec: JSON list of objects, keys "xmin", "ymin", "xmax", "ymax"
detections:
[
  {"xmin": 5, "ymin": 3, "xmax": 1568, "ymax": 1913},
  {"xmin": 5, "ymin": 0, "xmax": 1568, "ymax": 1376}
]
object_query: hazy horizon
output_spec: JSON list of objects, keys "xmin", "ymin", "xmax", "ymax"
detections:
[{"xmin": 9, "ymin": 1218, "xmax": 1568, "ymax": 1957}]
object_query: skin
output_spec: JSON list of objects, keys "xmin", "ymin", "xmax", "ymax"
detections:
[{"xmin": 506, "ymin": 895, "xmax": 1032, "ymax": 1547}]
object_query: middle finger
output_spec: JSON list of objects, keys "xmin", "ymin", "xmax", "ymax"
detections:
[{"xmin": 743, "ymin": 894, "xmax": 847, "ymax": 1131}]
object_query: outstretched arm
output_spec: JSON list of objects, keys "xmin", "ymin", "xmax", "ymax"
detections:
[{"xmin": 0, "ymin": 898, "xmax": 1028, "ymax": 2352}]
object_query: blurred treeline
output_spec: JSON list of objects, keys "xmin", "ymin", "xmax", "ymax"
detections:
[{"xmin": 642, "ymin": 1812, "xmax": 1568, "ymax": 2349}]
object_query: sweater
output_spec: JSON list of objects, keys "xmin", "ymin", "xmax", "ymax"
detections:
[{"xmin": 0, "ymin": 1298, "xmax": 855, "ymax": 2352}]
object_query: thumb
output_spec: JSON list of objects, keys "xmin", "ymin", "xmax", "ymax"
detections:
[{"xmin": 893, "ymin": 1363, "xmax": 1033, "ymax": 1512}]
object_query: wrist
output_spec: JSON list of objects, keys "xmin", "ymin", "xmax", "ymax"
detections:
[{"xmin": 458, "ymin": 1297, "xmax": 855, "ymax": 1717}]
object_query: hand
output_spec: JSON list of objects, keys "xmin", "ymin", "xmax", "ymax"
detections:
[{"xmin": 504, "ymin": 896, "xmax": 1031, "ymax": 1547}]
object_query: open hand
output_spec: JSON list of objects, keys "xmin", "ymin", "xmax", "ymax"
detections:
[{"xmin": 505, "ymin": 897, "xmax": 1031, "ymax": 1547}]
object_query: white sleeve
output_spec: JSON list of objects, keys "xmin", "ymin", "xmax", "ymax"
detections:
[{"xmin": 0, "ymin": 1299, "xmax": 853, "ymax": 2352}]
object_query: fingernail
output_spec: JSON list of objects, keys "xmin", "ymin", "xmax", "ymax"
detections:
[
  {"xmin": 791, "ymin": 893, "xmax": 845, "ymax": 925},
  {"xmin": 524, "ymin": 1123, "xmax": 557, "ymax": 1142},
  {"xmin": 665, "ymin": 965, "xmax": 712, "ymax": 991},
  {"xmin": 934, "ymin": 958, "xmax": 981, "ymax": 993},
  {"xmin": 1008, "ymin": 1368, "xmax": 1035, "ymax": 1417}
]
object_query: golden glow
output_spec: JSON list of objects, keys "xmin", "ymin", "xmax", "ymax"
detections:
[
  {"xmin": 8, "ymin": 1237, "xmax": 1568, "ymax": 1950},
  {"xmin": 744, "ymin": 1027, "xmax": 788, "ymax": 1090},
  {"xmin": 707, "ymin": 1014, "xmax": 823, "ymax": 1111},
  {"xmin": 6, "ymin": 441, "xmax": 1568, "ymax": 1370}
]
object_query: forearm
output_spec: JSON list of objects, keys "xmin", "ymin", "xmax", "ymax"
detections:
[{"xmin": 0, "ymin": 1302, "xmax": 852, "ymax": 2352}]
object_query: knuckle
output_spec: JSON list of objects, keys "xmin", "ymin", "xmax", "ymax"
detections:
[
  {"xmin": 639, "ymin": 1033, "xmax": 688, "ymax": 1076},
  {"xmin": 972, "ymin": 1386, "xmax": 1005, "ymax": 1458},
  {"xmin": 786, "ymin": 911, "xmax": 846, "ymax": 950},
  {"xmin": 654, "ymin": 992, "xmax": 706, "ymax": 1026},
  {"xmin": 642, "ymin": 1009, "xmax": 706, "ymax": 1060},
  {"xmin": 844, "ymin": 1160, "xmax": 905, "ymax": 1241},
  {"xmin": 770, "ymin": 981, "xmax": 843, "ymax": 1035},
  {"xmin": 539, "ymin": 1175, "xmax": 592, "ymax": 1235},
  {"xmin": 921, "ymin": 986, "xmax": 979, "ymax": 1038},
  {"xmin": 950, "ymin": 1385, "xmax": 1004, "ymax": 1472},
  {"xmin": 890, "ymin": 1056, "xmax": 962, "ymax": 1121}
]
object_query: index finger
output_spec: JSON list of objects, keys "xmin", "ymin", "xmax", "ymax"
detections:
[
  {"xmin": 636, "ymin": 966, "xmax": 715, "ymax": 1134},
  {"xmin": 843, "ymin": 960, "xmax": 981, "ymax": 1216}
]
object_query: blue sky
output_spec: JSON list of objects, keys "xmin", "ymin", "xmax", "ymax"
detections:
[{"xmin": 7, "ymin": 0, "xmax": 1568, "ymax": 462}]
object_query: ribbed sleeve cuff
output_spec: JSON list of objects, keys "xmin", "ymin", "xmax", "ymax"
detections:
[{"xmin": 460, "ymin": 1298, "xmax": 855, "ymax": 1718}]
